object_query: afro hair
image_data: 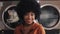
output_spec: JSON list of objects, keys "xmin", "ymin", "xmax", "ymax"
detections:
[{"xmin": 16, "ymin": 0, "xmax": 41, "ymax": 20}]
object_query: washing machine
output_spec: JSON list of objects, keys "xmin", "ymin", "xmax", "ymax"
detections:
[{"xmin": 40, "ymin": 1, "xmax": 60, "ymax": 30}]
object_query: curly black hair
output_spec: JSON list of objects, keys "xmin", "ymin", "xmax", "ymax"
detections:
[{"xmin": 16, "ymin": 0, "xmax": 41, "ymax": 20}]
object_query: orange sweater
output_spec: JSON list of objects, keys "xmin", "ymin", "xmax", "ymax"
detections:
[{"xmin": 14, "ymin": 23, "xmax": 45, "ymax": 34}]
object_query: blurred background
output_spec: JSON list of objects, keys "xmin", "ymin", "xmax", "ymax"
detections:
[{"xmin": 0, "ymin": 0, "xmax": 60, "ymax": 34}]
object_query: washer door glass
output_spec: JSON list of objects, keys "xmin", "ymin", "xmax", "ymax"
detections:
[
  {"xmin": 40, "ymin": 6, "xmax": 59, "ymax": 28},
  {"xmin": 2, "ymin": 5, "xmax": 20, "ymax": 30}
]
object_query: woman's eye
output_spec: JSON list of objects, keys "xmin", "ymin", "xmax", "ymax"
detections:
[
  {"xmin": 31, "ymin": 13, "xmax": 35, "ymax": 16},
  {"xmin": 31, "ymin": 14, "xmax": 33, "ymax": 16}
]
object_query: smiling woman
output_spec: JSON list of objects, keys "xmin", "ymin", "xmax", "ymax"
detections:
[{"xmin": 14, "ymin": 0, "xmax": 46, "ymax": 34}]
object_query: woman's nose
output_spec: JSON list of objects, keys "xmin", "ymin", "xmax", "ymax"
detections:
[{"xmin": 28, "ymin": 15, "xmax": 32, "ymax": 19}]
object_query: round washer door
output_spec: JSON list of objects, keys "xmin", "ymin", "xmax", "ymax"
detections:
[
  {"xmin": 2, "ymin": 5, "xmax": 20, "ymax": 30},
  {"xmin": 40, "ymin": 4, "xmax": 59, "ymax": 30}
]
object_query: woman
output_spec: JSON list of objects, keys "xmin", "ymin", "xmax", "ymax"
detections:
[{"xmin": 14, "ymin": 0, "xmax": 46, "ymax": 34}]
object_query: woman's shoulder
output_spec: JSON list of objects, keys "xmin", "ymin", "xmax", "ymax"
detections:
[
  {"xmin": 34, "ymin": 23, "xmax": 46, "ymax": 34},
  {"xmin": 32, "ymin": 22, "xmax": 42, "ymax": 29}
]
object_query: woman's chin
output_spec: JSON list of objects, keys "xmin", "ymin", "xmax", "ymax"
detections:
[{"xmin": 25, "ymin": 21, "xmax": 33, "ymax": 24}]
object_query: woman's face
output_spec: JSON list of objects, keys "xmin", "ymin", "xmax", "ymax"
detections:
[{"xmin": 24, "ymin": 11, "xmax": 35, "ymax": 24}]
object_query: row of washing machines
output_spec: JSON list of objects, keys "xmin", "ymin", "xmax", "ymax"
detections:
[{"xmin": 0, "ymin": 1, "xmax": 60, "ymax": 34}]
